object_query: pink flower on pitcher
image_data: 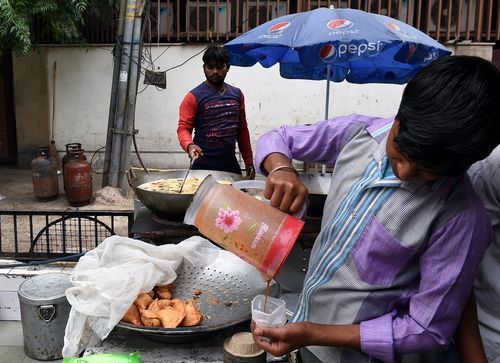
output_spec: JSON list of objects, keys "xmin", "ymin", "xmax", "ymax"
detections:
[{"xmin": 215, "ymin": 207, "xmax": 242, "ymax": 233}]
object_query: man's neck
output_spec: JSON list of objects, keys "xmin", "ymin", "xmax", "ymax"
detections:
[{"xmin": 205, "ymin": 80, "xmax": 225, "ymax": 93}]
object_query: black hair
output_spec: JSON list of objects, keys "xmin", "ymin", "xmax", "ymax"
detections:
[
  {"xmin": 202, "ymin": 44, "xmax": 229, "ymax": 66},
  {"xmin": 395, "ymin": 55, "xmax": 500, "ymax": 177}
]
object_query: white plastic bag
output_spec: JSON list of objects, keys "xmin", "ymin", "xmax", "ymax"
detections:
[{"xmin": 62, "ymin": 235, "xmax": 221, "ymax": 357}]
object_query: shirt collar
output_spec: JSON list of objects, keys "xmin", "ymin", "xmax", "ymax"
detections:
[{"xmin": 372, "ymin": 134, "xmax": 460, "ymax": 196}]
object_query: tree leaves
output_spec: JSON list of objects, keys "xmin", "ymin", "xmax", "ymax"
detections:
[{"xmin": 0, "ymin": 0, "xmax": 119, "ymax": 56}]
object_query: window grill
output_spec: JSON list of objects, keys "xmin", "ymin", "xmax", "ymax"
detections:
[
  {"xmin": 0, "ymin": 210, "xmax": 134, "ymax": 261},
  {"xmin": 30, "ymin": 1, "xmax": 498, "ymax": 45}
]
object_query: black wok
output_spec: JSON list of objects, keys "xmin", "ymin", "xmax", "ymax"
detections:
[{"xmin": 128, "ymin": 169, "xmax": 243, "ymax": 220}]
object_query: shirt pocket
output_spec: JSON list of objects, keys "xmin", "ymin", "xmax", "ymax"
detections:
[{"xmin": 352, "ymin": 215, "xmax": 417, "ymax": 286}]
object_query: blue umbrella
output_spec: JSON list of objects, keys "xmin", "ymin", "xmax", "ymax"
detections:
[{"xmin": 225, "ymin": 6, "xmax": 451, "ymax": 120}]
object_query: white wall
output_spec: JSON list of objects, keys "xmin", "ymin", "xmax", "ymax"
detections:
[{"xmin": 46, "ymin": 44, "xmax": 405, "ymax": 169}]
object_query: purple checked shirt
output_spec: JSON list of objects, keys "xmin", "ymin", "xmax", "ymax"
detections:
[{"xmin": 255, "ymin": 114, "xmax": 492, "ymax": 363}]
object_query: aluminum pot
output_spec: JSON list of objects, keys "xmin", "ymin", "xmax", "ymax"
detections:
[
  {"xmin": 128, "ymin": 169, "xmax": 243, "ymax": 220},
  {"xmin": 18, "ymin": 273, "xmax": 72, "ymax": 360}
]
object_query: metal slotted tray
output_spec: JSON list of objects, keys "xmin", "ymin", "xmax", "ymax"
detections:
[{"xmin": 116, "ymin": 258, "xmax": 279, "ymax": 343}]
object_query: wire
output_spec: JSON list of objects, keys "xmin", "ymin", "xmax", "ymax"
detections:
[
  {"xmin": 133, "ymin": 133, "xmax": 149, "ymax": 173},
  {"xmin": 164, "ymin": 46, "xmax": 208, "ymax": 73},
  {"xmin": 90, "ymin": 146, "xmax": 107, "ymax": 174}
]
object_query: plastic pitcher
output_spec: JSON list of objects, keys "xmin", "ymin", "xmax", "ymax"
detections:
[{"xmin": 184, "ymin": 175, "xmax": 304, "ymax": 278}]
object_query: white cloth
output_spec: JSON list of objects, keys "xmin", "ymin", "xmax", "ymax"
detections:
[
  {"xmin": 62, "ymin": 235, "xmax": 222, "ymax": 358},
  {"xmin": 469, "ymin": 146, "xmax": 500, "ymax": 363}
]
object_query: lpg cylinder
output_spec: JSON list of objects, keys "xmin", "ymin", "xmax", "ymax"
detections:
[
  {"xmin": 62, "ymin": 143, "xmax": 83, "ymax": 191},
  {"xmin": 62, "ymin": 143, "xmax": 82, "ymax": 170},
  {"xmin": 31, "ymin": 146, "xmax": 59, "ymax": 201},
  {"xmin": 64, "ymin": 149, "xmax": 92, "ymax": 207}
]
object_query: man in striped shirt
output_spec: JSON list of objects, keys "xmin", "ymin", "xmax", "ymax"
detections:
[{"xmin": 251, "ymin": 56, "xmax": 500, "ymax": 362}]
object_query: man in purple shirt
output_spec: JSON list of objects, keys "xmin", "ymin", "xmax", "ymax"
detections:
[{"xmin": 251, "ymin": 56, "xmax": 500, "ymax": 362}]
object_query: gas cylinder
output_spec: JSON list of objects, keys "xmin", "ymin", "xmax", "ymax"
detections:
[
  {"xmin": 64, "ymin": 149, "xmax": 92, "ymax": 207},
  {"xmin": 31, "ymin": 147, "xmax": 59, "ymax": 201},
  {"xmin": 62, "ymin": 143, "xmax": 82, "ymax": 169},
  {"xmin": 62, "ymin": 143, "xmax": 83, "ymax": 191}
]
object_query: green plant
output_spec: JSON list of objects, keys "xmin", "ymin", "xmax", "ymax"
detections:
[{"xmin": 0, "ymin": 0, "xmax": 120, "ymax": 57}]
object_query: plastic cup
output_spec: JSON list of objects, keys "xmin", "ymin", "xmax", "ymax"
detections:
[
  {"xmin": 184, "ymin": 175, "xmax": 304, "ymax": 278},
  {"xmin": 251, "ymin": 295, "xmax": 286, "ymax": 328}
]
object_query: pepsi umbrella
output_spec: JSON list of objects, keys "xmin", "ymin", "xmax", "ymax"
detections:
[{"xmin": 225, "ymin": 6, "xmax": 451, "ymax": 120}]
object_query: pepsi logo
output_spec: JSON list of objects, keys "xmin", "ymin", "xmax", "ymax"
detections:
[
  {"xmin": 319, "ymin": 44, "xmax": 336, "ymax": 62},
  {"xmin": 384, "ymin": 22, "xmax": 400, "ymax": 31},
  {"xmin": 268, "ymin": 21, "xmax": 291, "ymax": 34},
  {"xmin": 327, "ymin": 19, "xmax": 353, "ymax": 30}
]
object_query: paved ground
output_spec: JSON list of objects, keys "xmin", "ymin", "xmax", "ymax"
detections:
[
  {"xmin": 0, "ymin": 167, "xmax": 132, "ymax": 363},
  {"xmin": 0, "ymin": 320, "xmax": 62, "ymax": 363},
  {"xmin": 0, "ymin": 167, "xmax": 134, "ymax": 256},
  {"xmin": 0, "ymin": 167, "xmax": 133, "ymax": 211}
]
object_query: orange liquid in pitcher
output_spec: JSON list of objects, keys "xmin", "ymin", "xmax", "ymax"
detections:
[{"xmin": 194, "ymin": 184, "xmax": 285, "ymax": 271}]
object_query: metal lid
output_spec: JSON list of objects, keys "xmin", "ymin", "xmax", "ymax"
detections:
[{"xmin": 18, "ymin": 273, "xmax": 72, "ymax": 305}]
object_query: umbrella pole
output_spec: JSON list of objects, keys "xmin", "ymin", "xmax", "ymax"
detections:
[
  {"xmin": 324, "ymin": 64, "xmax": 331, "ymax": 121},
  {"xmin": 322, "ymin": 64, "xmax": 332, "ymax": 175}
]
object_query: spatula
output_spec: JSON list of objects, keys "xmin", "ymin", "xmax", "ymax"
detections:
[{"xmin": 178, "ymin": 157, "xmax": 196, "ymax": 193}]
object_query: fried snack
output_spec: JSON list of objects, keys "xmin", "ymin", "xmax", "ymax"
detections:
[
  {"xmin": 157, "ymin": 299, "xmax": 171, "ymax": 309},
  {"xmin": 180, "ymin": 300, "xmax": 203, "ymax": 327},
  {"xmin": 140, "ymin": 309, "xmax": 162, "ymax": 327},
  {"xmin": 169, "ymin": 299, "xmax": 186, "ymax": 314},
  {"xmin": 193, "ymin": 288, "xmax": 202, "ymax": 296},
  {"xmin": 157, "ymin": 290, "xmax": 172, "ymax": 300},
  {"xmin": 122, "ymin": 304, "xmax": 142, "ymax": 326},
  {"xmin": 157, "ymin": 302, "xmax": 186, "ymax": 329},
  {"xmin": 148, "ymin": 298, "xmax": 160, "ymax": 312},
  {"xmin": 155, "ymin": 283, "xmax": 176, "ymax": 299},
  {"xmin": 134, "ymin": 293, "xmax": 153, "ymax": 310}
]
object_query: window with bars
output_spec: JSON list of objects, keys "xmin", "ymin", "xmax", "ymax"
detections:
[{"xmin": 30, "ymin": 1, "xmax": 498, "ymax": 44}]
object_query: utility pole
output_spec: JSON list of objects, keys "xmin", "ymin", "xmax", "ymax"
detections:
[
  {"xmin": 108, "ymin": 0, "xmax": 137, "ymax": 188},
  {"xmin": 103, "ymin": 0, "xmax": 146, "ymax": 191},
  {"xmin": 119, "ymin": 0, "xmax": 146, "ymax": 192},
  {"xmin": 102, "ymin": 0, "xmax": 127, "ymax": 187}
]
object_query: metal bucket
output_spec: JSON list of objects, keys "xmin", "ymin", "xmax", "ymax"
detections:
[{"xmin": 18, "ymin": 273, "xmax": 73, "ymax": 360}]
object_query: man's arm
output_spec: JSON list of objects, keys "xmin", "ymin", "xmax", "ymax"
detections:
[
  {"xmin": 261, "ymin": 152, "xmax": 308, "ymax": 214},
  {"xmin": 251, "ymin": 321, "xmax": 361, "ymax": 358},
  {"xmin": 358, "ymin": 207, "xmax": 492, "ymax": 362},
  {"xmin": 177, "ymin": 92, "xmax": 197, "ymax": 151},
  {"xmin": 236, "ymin": 92, "xmax": 254, "ymax": 167},
  {"xmin": 454, "ymin": 291, "xmax": 487, "ymax": 363},
  {"xmin": 255, "ymin": 116, "xmax": 362, "ymax": 213}
]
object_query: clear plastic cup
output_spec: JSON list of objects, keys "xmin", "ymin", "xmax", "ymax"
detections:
[
  {"xmin": 251, "ymin": 295, "xmax": 287, "ymax": 328},
  {"xmin": 184, "ymin": 175, "xmax": 304, "ymax": 278}
]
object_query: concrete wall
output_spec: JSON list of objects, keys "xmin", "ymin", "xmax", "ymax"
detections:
[
  {"xmin": 12, "ymin": 50, "xmax": 50, "ymax": 167},
  {"xmin": 11, "ymin": 42, "xmax": 494, "ymax": 169}
]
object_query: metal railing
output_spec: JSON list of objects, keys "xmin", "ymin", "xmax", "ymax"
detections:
[
  {"xmin": 0, "ymin": 210, "xmax": 134, "ymax": 261},
  {"xmin": 31, "ymin": 0, "xmax": 498, "ymax": 44}
]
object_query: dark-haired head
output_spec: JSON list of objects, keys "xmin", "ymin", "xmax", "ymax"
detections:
[
  {"xmin": 202, "ymin": 44, "xmax": 229, "ymax": 66},
  {"xmin": 395, "ymin": 55, "xmax": 500, "ymax": 177}
]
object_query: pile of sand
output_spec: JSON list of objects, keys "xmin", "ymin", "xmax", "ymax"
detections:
[{"xmin": 92, "ymin": 186, "xmax": 132, "ymax": 207}]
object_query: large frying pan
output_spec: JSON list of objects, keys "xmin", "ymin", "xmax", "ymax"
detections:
[{"xmin": 128, "ymin": 170, "xmax": 243, "ymax": 220}]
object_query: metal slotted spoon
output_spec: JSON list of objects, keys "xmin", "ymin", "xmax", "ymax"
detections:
[
  {"xmin": 178, "ymin": 157, "xmax": 195, "ymax": 193},
  {"xmin": 116, "ymin": 257, "xmax": 280, "ymax": 343}
]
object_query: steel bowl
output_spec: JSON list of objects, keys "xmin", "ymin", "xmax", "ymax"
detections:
[{"xmin": 116, "ymin": 256, "xmax": 280, "ymax": 343}]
